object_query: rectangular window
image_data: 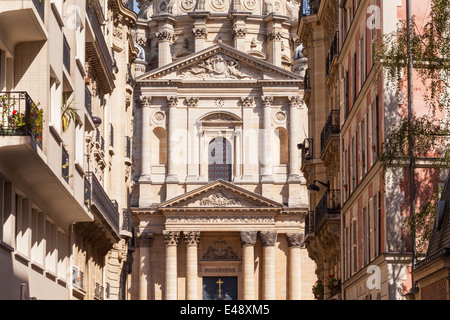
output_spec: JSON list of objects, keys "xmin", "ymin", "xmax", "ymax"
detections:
[
  {"xmin": 362, "ymin": 206, "xmax": 368, "ymax": 266},
  {"xmin": 352, "ymin": 219, "xmax": 358, "ymax": 274},
  {"xmin": 360, "ymin": 118, "xmax": 366, "ymax": 177},
  {"xmin": 360, "ymin": 37, "xmax": 365, "ymax": 88}
]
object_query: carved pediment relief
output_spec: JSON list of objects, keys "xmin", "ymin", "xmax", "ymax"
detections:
[
  {"xmin": 136, "ymin": 43, "xmax": 302, "ymax": 82},
  {"xmin": 158, "ymin": 180, "xmax": 283, "ymax": 210},
  {"xmin": 178, "ymin": 53, "xmax": 262, "ymax": 80}
]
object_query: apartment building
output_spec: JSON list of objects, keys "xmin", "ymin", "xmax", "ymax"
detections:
[
  {"xmin": 298, "ymin": 0, "xmax": 446, "ymax": 300},
  {"xmin": 0, "ymin": 0, "xmax": 137, "ymax": 300}
]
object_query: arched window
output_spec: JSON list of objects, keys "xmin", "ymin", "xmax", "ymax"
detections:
[
  {"xmin": 275, "ymin": 127, "xmax": 289, "ymax": 165},
  {"xmin": 151, "ymin": 127, "xmax": 167, "ymax": 165},
  {"xmin": 208, "ymin": 137, "xmax": 232, "ymax": 181}
]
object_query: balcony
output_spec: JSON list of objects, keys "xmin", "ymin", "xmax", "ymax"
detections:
[
  {"xmin": 326, "ymin": 32, "xmax": 339, "ymax": 76},
  {"xmin": 0, "ymin": 91, "xmax": 43, "ymax": 149},
  {"xmin": 299, "ymin": 0, "xmax": 321, "ymax": 19},
  {"xmin": 86, "ymin": 172, "xmax": 120, "ymax": 240},
  {"xmin": 72, "ymin": 266, "xmax": 85, "ymax": 291},
  {"xmin": 85, "ymin": 0, "xmax": 115, "ymax": 94},
  {"xmin": 320, "ymin": 110, "xmax": 340, "ymax": 155},
  {"xmin": 0, "ymin": 0, "xmax": 47, "ymax": 53},
  {"xmin": 313, "ymin": 189, "xmax": 341, "ymax": 232}
]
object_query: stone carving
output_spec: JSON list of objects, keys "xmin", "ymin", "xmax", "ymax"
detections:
[
  {"xmin": 140, "ymin": 95, "xmax": 152, "ymax": 107},
  {"xmin": 167, "ymin": 96, "xmax": 178, "ymax": 107},
  {"xmin": 166, "ymin": 215, "xmax": 274, "ymax": 224},
  {"xmin": 232, "ymin": 27, "xmax": 247, "ymax": 39},
  {"xmin": 202, "ymin": 239, "xmax": 239, "ymax": 260},
  {"xmin": 286, "ymin": 233, "xmax": 304, "ymax": 247},
  {"xmin": 240, "ymin": 231, "xmax": 257, "ymax": 246},
  {"xmin": 181, "ymin": 0, "xmax": 195, "ymax": 11},
  {"xmin": 156, "ymin": 30, "xmax": 174, "ymax": 42},
  {"xmin": 152, "ymin": 111, "xmax": 166, "ymax": 125},
  {"xmin": 260, "ymin": 231, "xmax": 277, "ymax": 246},
  {"xmin": 193, "ymin": 27, "xmax": 208, "ymax": 39},
  {"xmin": 240, "ymin": 97, "xmax": 255, "ymax": 108},
  {"xmin": 136, "ymin": 231, "xmax": 154, "ymax": 247},
  {"xmin": 274, "ymin": 111, "xmax": 286, "ymax": 123},
  {"xmin": 199, "ymin": 192, "xmax": 241, "ymax": 207},
  {"xmin": 261, "ymin": 95, "xmax": 273, "ymax": 107},
  {"xmin": 184, "ymin": 231, "xmax": 201, "ymax": 246},
  {"xmin": 289, "ymin": 95, "xmax": 302, "ymax": 108},
  {"xmin": 266, "ymin": 30, "xmax": 282, "ymax": 41},
  {"xmin": 242, "ymin": 0, "xmax": 257, "ymax": 11},
  {"xmin": 210, "ymin": 0, "xmax": 227, "ymax": 10},
  {"xmin": 178, "ymin": 53, "xmax": 261, "ymax": 80},
  {"xmin": 163, "ymin": 230, "xmax": 180, "ymax": 246},
  {"xmin": 185, "ymin": 97, "xmax": 199, "ymax": 108},
  {"xmin": 201, "ymin": 112, "xmax": 241, "ymax": 122}
]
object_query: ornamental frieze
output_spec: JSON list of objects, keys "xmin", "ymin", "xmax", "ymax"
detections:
[
  {"xmin": 165, "ymin": 215, "xmax": 274, "ymax": 224},
  {"xmin": 178, "ymin": 53, "xmax": 261, "ymax": 80}
]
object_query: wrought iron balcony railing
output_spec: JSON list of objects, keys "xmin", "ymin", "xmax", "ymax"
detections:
[
  {"xmin": 72, "ymin": 266, "xmax": 84, "ymax": 290},
  {"xmin": 87, "ymin": 172, "xmax": 119, "ymax": 237},
  {"xmin": 85, "ymin": 86, "xmax": 92, "ymax": 116},
  {"xmin": 326, "ymin": 32, "xmax": 340, "ymax": 75},
  {"xmin": 314, "ymin": 189, "xmax": 341, "ymax": 232},
  {"xmin": 320, "ymin": 110, "xmax": 340, "ymax": 154},
  {"xmin": 300, "ymin": 0, "xmax": 321, "ymax": 18},
  {"xmin": 0, "ymin": 91, "xmax": 43, "ymax": 149}
]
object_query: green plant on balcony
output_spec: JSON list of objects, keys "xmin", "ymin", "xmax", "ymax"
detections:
[
  {"xmin": 61, "ymin": 98, "xmax": 80, "ymax": 132},
  {"xmin": 312, "ymin": 279, "xmax": 324, "ymax": 300},
  {"xmin": 1, "ymin": 94, "xmax": 43, "ymax": 144},
  {"xmin": 325, "ymin": 274, "xmax": 339, "ymax": 296}
]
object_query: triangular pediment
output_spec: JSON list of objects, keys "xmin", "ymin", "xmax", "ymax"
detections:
[
  {"xmin": 158, "ymin": 180, "xmax": 283, "ymax": 210},
  {"xmin": 136, "ymin": 43, "xmax": 302, "ymax": 82}
]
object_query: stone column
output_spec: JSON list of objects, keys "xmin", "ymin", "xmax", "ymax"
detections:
[
  {"xmin": 190, "ymin": 12, "xmax": 209, "ymax": 52},
  {"xmin": 265, "ymin": 15, "xmax": 286, "ymax": 67},
  {"xmin": 166, "ymin": 96, "xmax": 179, "ymax": 184},
  {"xmin": 286, "ymin": 233, "xmax": 303, "ymax": 300},
  {"xmin": 234, "ymin": 127, "xmax": 242, "ymax": 181},
  {"xmin": 261, "ymin": 96, "xmax": 273, "ymax": 180},
  {"xmin": 137, "ymin": 232, "xmax": 153, "ymax": 300},
  {"xmin": 240, "ymin": 231, "xmax": 257, "ymax": 300},
  {"xmin": 155, "ymin": 15, "xmax": 175, "ymax": 67},
  {"xmin": 288, "ymin": 96, "xmax": 302, "ymax": 181},
  {"xmin": 139, "ymin": 96, "xmax": 152, "ymax": 181},
  {"xmin": 231, "ymin": 12, "xmax": 250, "ymax": 52},
  {"xmin": 184, "ymin": 231, "xmax": 201, "ymax": 300},
  {"xmin": 164, "ymin": 231, "xmax": 180, "ymax": 300},
  {"xmin": 260, "ymin": 231, "xmax": 277, "ymax": 300}
]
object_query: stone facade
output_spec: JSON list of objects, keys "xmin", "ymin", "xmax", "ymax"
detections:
[{"xmin": 129, "ymin": 0, "xmax": 316, "ymax": 299}]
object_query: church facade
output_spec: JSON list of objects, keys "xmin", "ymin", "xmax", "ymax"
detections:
[{"xmin": 129, "ymin": 0, "xmax": 315, "ymax": 300}]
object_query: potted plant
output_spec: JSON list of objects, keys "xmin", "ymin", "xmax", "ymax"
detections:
[{"xmin": 312, "ymin": 279, "xmax": 324, "ymax": 300}]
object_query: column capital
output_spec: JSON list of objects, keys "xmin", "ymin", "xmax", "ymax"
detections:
[
  {"xmin": 163, "ymin": 231, "xmax": 180, "ymax": 246},
  {"xmin": 156, "ymin": 30, "xmax": 174, "ymax": 43},
  {"xmin": 288, "ymin": 95, "xmax": 302, "ymax": 108},
  {"xmin": 240, "ymin": 231, "xmax": 257, "ymax": 246},
  {"xmin": 286, "ymin": 233, "xmax": 304, "ymax": 248},
  {"xmin": 139, "ymin": 95, "xmax": 152, "ymax": 107},
  {"xmin": 261, "ymin": 95, "xmax": 273, "ymax": 107},
  {"xmin": 136, "ymin": 231, "xmax": 154, "ymax": 247},
  {"xmin": 193, "ymin": 27, "xmax": 208, "ymax": 39},
  {"xmin": 240, "ymin": 96, "xmax": 255, "ymax": 108},
  {"xmin": 186, "ymin": 97, "xmax": 199, "ymax": 108},
  {"xmin": 184, "ymin": 231, "xmax": 201, "ymax": 246},
  {"xmin": 167, "ymin": 96, "xmax": 178, "ymax": 107},
  {"xmin": 260, "ymin": 230, "xmax": 277, "ymax": 247}
]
